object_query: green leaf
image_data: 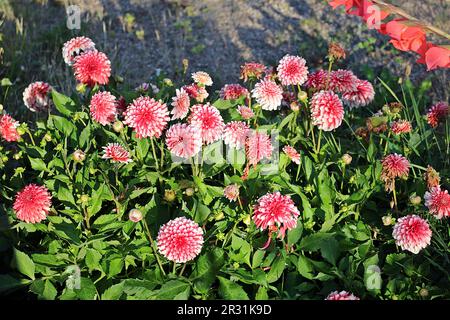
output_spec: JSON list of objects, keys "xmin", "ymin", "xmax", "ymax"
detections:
[
  {"xmin": 252, "ymin": 250, "xmax": 265, "ymax": 269},
  {"xmin": 194, "ymin": 202, "xmax": 211, "ymax": 224},
  {"xmin": 230, "ymin": 235, "xmax": 252, "ymax": 267},
  {"xmin": 85, "ymin": 248, "xmax": 102, "ymax": 272},
  {"xmin": 52, "ymin": 115, "xmax": 77, "ymax": 137},
  {"xmin": 75, "ymin": 277, "xmax": 98, "ymax": 300},
  {"xmin": 107, "ymin": 256, "xmax": 124, "ymax": 277},
  {"xmin": 13, "ymin": 249, "xmax": 35, "ymax": 280},
  {"xmin": 32, "ymin": 254, "xmax": 65, "ymax": 267},
  {"xmin": 255, "ymin": 286, "xmax": 269, "ymax": 300},
  {"xmin": 79, "ymin": 124, "xmax": 92, "ymax": 149},
  {"xmin": 192, "ymin": 248, "xmax": 225, "ymax": 294},
  {"xmin": 57, "ymin": 186, "xmax": 76, "ymax": 206},
  {"xmin": 297, "ymin": 255, "xmax": 314, "ymax": 280},
  {"xmin": 0, "ymin": 274, "xmax": 29, "ymax": 292},
  {"xmin": 267, "ymin": 255, "xmax": 285, "ymax": 283},
  {"xmin": 52, "ymin": 90, "xmax": 77, "ymax": 116},
  {"xmin": 287, "ymin": 221, "xmax": 303, "ymax": 246},
  {"xmin": 29, "ymin": 157, "xmax": 48, "ymax": 172},
  {"xmin": 156, "ymin": 280, "xmax": 190, "ymax": 300},
  {"xmin": 30, "ymin": 279, "xmax": 57, "ymax": 300},
  {"xmin": 218, "ymin": 277, "xmax": 249, "ymax": 300},
  {"xmin": 101, "ymin": 282, "xmax": 125, "ymax": 300}
]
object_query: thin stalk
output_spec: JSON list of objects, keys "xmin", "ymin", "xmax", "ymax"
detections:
[
  {"xmin": 150, "ymin": 137, "xmax": 160, "ymax": 171},
  {"xmin": 392, "ymin": 182, "xmax": 398, "ymax": 210},
  {"xmin": 179, "ymin": 264, "xmax": 187, "ymax": 277},
  {"xmin": 316, "ymin": 129, "xmax": 323, "ymax": 154},
  {"xmin": 142, "ymin": 218, "xmax": 166, "ymax": 276}
]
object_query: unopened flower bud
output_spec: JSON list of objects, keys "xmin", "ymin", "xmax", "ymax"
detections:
[
  {"xmin": 164, "ymin": 189, "xmax": 176, "ymax": 202},
  {"xmin": 0, "ymin": 104, "xmax": 3, "ymax": 112},
  {"xmin": 2, "ymin": 156, "xmax": 8, "ymax": 163},
  {"xmin": 419, "ymin": 288, "xmax": 429, "ymax": 298},
  {"xmin": 185, "ymin": 187, "xmax": 195, "ymax": 196},
  {"xmin": 410, "ymin": 195, "xmax": 421, "ymax": 206},
  {"xmin": 16, "ymin": 126, "xmax": 26, "ymax": 135},
  {"xmin": 290, "ymin": 101, "xmax": 299, "ymax": 112},
  {"xmin": 76, "ymin": 83, "xmax": 87, "ymax": 93},
  {"xmin": 382, "ymin": 215, "xmax": 393, "ymax": 226},
  {"xmin": 342, "ymin": 153, "xmax": 352, "ymax": 165},
  {"xmin": 13, "ymin": 152, "xmax": 22, "ymax": 160},
  {"xmin": 297, "ymin": 90, "xmax": 308, "ymax": 102},
  {"xmin": 243, "ymin": 214, "xmax": 251, "ymax": 226},
  {"xmin": 113, "ymin": 121, "xmax": 124, "ymax": 133},
  {"xmin": 214, "ymin": 211, "xmax": 224, "ymax": 221},
  {"xmin": 72, "ymin": 149, "xmax": 85, "ymax": 162},
  {"xmin": 163, "ymin": 78, "xmax": 173, "ymax": 87},
  {"xmin": 115, "ymin": 75, "xmax": 124, "ymax": 83},
  {"xmin": 129, "ymin": 209, "xmax": 143, "ymax": 223},
  {"xmin": 80, "ymin": 194, "xmax": 89, "ymax": 204},
  {"xmin": 44, "ymin": 133, "xmax": 52, "ymax": 142},
  {"xmin": 55, "ymin": 144, "xmax": 63, "ymax": 151}
]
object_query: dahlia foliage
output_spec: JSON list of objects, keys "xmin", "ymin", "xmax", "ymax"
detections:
[{"xmin": 0, "ymin": 36, "xmax": 449, "ymax": 301}]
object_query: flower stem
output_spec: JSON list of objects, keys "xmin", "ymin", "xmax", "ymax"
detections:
[
  {"xmin": 179, "ymin": 264, "xmax": 187, "ymax": 277},
  {"xmin": 142, "ymin": 218, "xmax": 166, "ymax": 276},
  {"xmin": 150, "ymin": 137, "xmax": 160, "ymax": 171}
]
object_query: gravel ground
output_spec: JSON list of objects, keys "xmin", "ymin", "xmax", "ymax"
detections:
[{"xmin": 1, "ymin": 0, "xmax": 449, "ymax": 101}]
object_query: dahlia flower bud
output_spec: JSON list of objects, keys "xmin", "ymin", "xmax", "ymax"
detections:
[
  {"xmin": 410, "ymin": 195, "xmax": 421, "ymax": 206},
  {"xmin": 2, "ymin": 156, "xmax": 8, "ymax": 163},
  {"xmin": 72, "ymin": 149, "xmax": 86, "ymax": 162},
  {"xmin": 80, "ymin": 194, "xmax": 90, "ymax": 205},
  {"xmin": 13, "ymin": 152, "xmax": 22, "ymax": 160},
  {"xmin": 419, "ymin": 288, "xmax": 429, "ymax": 298},
  {"xmin": 164, "ymin": 189, "xmax": 176, "ymax": 202},
  {"xmin": 0, "ymin": 104, "xmax": 3, "ymax": 112},
  {"xmin": 163, "ymin": 78, "xmax": 173, "ymax": 87},
  {"xmin": 243, "ymin": 214, "xmax": 251, "ymax": 226},
  {"xmin": 342, "ymin": 153, "xmax": 352, "ymax": 165},
  {"xmin": 44, "ymin": 133, "xmax": 52, "ymax": 142},
  {"xmin": 16, "ymin": 126, "xmax": 26, "ymax": 136},
  {"xmin": 113, "ymin": 120, "xmax": 124, "ymax": 133},
  {"xmin": 214, "ymin": 211, "xmax": 224, "ymax": 221},
  {"xmin": 115, "ymin": 75, "xmax": 124, "ymax": 83},
  {"xmin": 382, "ymin": 215, "xmax": 393, "ymax": 226},
  {"xmin": 129, "ymin": 209, "xmax": 143, "ymax": 223},
  {"xmin": 290, "ymin": 102, "xmax": 300, "ymax": 112},
  {"xmin": 297, "ymin": 90, "xmax": 308, "ymax": 102},
  {"xmin": 182, "ymin": 59, "xmax": 189, "ymax": 74},
  {"xmin": 55, "ymin": 144, "xmax": 63, "ymax": 151},
  {"xmin": 185, "ymin": 187, "xmax": 195, "ymax": 196},
  {"xmin": 76, "ymin": 83, "xmax": 87, "ymax": 94}
]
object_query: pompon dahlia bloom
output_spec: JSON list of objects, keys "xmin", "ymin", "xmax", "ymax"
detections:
[
  {"xmin": 391, "ymin": 120, "xmax": 412, "ymax": 135},
  {"xmin": 170, "ymin": 88, "xmax": 190, "ymax": 120},
  {"xmin": 245, "ymin": 130, "xmax": 273, "ymax": 166},
  {"xmin": 237, "ymin": 105, "xmax": 255, "ymax": 120},
  {"xmin": 252, "ymin": 79, "xmax": 283, "ymax": 111},
  {"xmin": 325, "ymin": 291, "xmax": 359, "ymax": 301},
  {"xmin": 0, "ymin": 114, "xmax": 20, "ymax": 142},
  {"xmin": 277, "ymin": 54, "xmax": 308, "ymax": 86},
  {"xmin": 89, "ymin": 91, "xmax": 117, "ymax": 125},
  {"xmin": 102, "ymin": 143, "xmax": 132, "ymax": 163},
  {"xmin": 220, "ymin": 84, "xmax": 249, "ymax": 100},
  {"xmin": 62, "ymin": 36, "xmax": 96, "ymax": 66},
  {"xmin": 224, "ymin": 184, "xmax": 240, "ymax": 202},
  {"xmin": 381, "ymin": 153, "xmax": 410, "ymax": 192},
  {"xmin": 188, "ymin": 104, "xmax": 224, "ymax": 145},
  {"xmin": 252, "ymin": 192, "xmax": 300, "ymax": 239},
  {"xmin": 124, "ymin": 97, "xmax": 170, "ymax": 139},
  {"xmin": 426, "ymin": 102, "xmax": 449, "ymax": 128},
  {"xmin": 240, "ymin": 62, "xmax": 266, "ymax": 82},
  {"xmin": 23, "ymin": 81, "xmax": 52, "ymax": 112},
  {"xmin": 310, "ymin": 90, "xmax": 344, "ymax": 131},
  {"xmin": 305, "ymin": 69, "xmax": 328, "ymax": 90},
  {"xmin": 165, "ymin": 123, "xmax": 202, "ymax": 159},
  {"xmin": 342, "ymin": 79, "xmax": 375, "ymax": 108},
  {"xmin": 329, "ymin": 69, "xmax": 357, "ymax": 93},
  {"xmin": 73, "ymin": 50, "xmax": 111, "ymax": 86},
  {"xmin": 157, "ymin": 217, "xmax": 204, "ymax": 263},
  {"xmin": 392, "ymin": 215, "xmax": 432, "ymax": 254},
  {"xmin": 223, "ymin": 121, "xmax": 250, "ymax": 149},
  {"xmin": 13, "ymin": 184, "xmax": 52, "ymax": 224},
  {"xmin": 192, "ymin": 71, "xmax": 213, "ymax": 86},
  {"xmin": 424, "ymin": 186, "xmax": 450, "ymax": 219},
  {"xmin": 283, "ymin": 145, "xmax": 300, "ymax": 164}
]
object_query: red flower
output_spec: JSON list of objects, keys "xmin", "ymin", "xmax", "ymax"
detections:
[
  {"xmin": 305, "ymin": 70, "xmax": 328, "ymax": 91},
  {"xmin": 73, "ymin": 51, "xmax": 111, "ymax": 86},
  {"xmin": 252, "ymin": 79, "xmax": 283, "ymax": 111},
  {"xmin": 310, "ymin": 90, "xmax": 344, "ymax": 131},
  {"xmin": 277, "ymin": 54, "xmax": 309, "ymax": 86},
  {"xmin": 23, "ymin": 81, "xmax": 53, "ymax": 112},
  {"xmin": 421, "ymin": 46, "xmax": 450, "ymax": 71},
  {"xmin": 188, "ymin": 104, "xmax": 224, "ymax": 145},
  {"xmin": 424, "ymin": 186, "xmax": 450, "ymax": 219},
  {"xmin": 426, "ymin": 102, "xmax": 449, "ymax": 128},
  {"xmin": 390, "ymin": 120, "xmax": 412, "ymax": 135},
  {"xmin": 329, "ymin": 69, "xmax": 358, "ymax": 93},
  {"xmin": 124, "ymin": 97, "xmax": 170, "ymax": 139},
  {"xmin": 252, "ymin": 191, "xmax": 300, "ymax": 240},
  {"xmin": 62, "ymin": 36, "xmax": 96, "ymax": 66},
  {"xmin": 342, "ymin": 79, "xmax": 375, "ymax": 108},
  {"xmin": 220, "ymin": 84, "xmax": 249, "ymax": 100},
  {"xmin": 392, "ymin": 215, "xmax": 431, "ymax": 254},
  {"xmin": 102, "ymin": 143, "xmax": 132, "ymax": 163},
  {"xmin": 245, "ymin": 130, "xmax": 273, "ymax": 166},
  {"xmin": 89, "ymin": 91, "xmax": 117, "ymax": 125},
  {"xmin": 13, "ymin": 184, "xmax": 52, "ymax": 224},
  {"xmin": 223, "ymin": 121, "xmax": 250, "ymax": 149},
  {"xmin": 380, "ymin": 153, "xmax": 409, "ymax": 192},
  {"xmin": 170, "ymin": 88, "xmax": 190, "ymax": 120},
  {"xmin": 223, "ymin": 184, "xmax": 240, "ymax": 202},
  {"xmin": 237, "ymin": 105, "xmax": 255, "ymax": 120},
  {"xmin": 383, "ymin": 19, "xmax": 427, "ymax": 53},
  {"xmin": 157, "ymin": 217, "xmax": 204, "ymax": 263},
  {"xmin": 325, "ymin": 291, "xmax": 360, "ymax": 300},
  {"xmin": 0, "ymin": 114, "xmax": 20, "ymax": 142},
  {"xmin": 165, "ymin": 123, "xmax": 202, "ymax": 159},
  {"xmin": 283, "ymin": 145, "xmax": 300, "ymax": 164},
  {"xmin": 240, "ymin": 62, "xmax": 266, "ymax": 82}
]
